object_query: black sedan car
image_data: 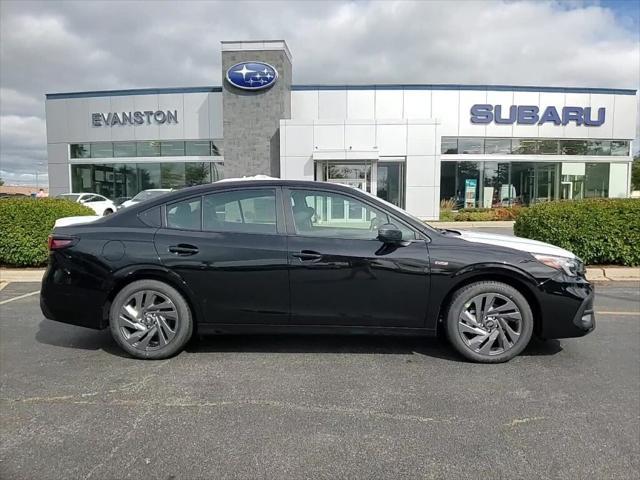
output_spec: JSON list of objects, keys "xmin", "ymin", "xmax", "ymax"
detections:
[{"xmin": 41, "ymin": 179, "xmax": 594, "ymax": 362}]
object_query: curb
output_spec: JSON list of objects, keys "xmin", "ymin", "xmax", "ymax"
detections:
[{"xmin": 0, "ymin": 269, "xmax": 45, "ymax": 283}]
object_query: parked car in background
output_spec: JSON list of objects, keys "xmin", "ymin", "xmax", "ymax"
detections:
[
  {"xmin": 42, "ymin": 179, "xmax": 594, "ymax": 362},
  {"xmin": 56, "ymin": 193, "xmax": 116, "ymax": 216},
  {"xmin": 119, "ymin": 189, "xmax": 172, "ymax": 209},
  {"xmin": 114, "ymin": 196, "xmax": 132, "ymax": 208}
]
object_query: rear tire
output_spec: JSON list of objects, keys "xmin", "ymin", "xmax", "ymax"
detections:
[
  {"xmin": 109, "ymin": 280, "xmax": 193, "ymax": 360},
  {"xmin": 445, "ymin": 281, "xmax": 533, "ymax": 363},
  {"xmin": 103, "ymin": 209, "xmax": 113, "ymax": 216}
]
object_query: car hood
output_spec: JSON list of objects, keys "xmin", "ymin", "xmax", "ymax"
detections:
[
  {"xmin": 449, "ymin": 229, "xmax": 576, "ymax": 259},
  {"xmin": 54, "ymin": 216, "xmax": 102, "ymax": 228}
]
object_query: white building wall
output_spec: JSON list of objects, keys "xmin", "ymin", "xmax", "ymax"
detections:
[
  {"xmin": 45, "ymin": 91, "xmax": 224, "ymax": 196},
  {"xmin": 280, "ymin": 118, "xmax": 440, "ymax": 220}
]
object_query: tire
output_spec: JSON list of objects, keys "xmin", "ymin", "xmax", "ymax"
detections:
[
  {"xmin": 103, "ymin": 209, "xmax": 113, "ymax": 216},
  {"xmin": 445, "ymin": 281, "xmax": 533, "ymax": 363},
  {"xmin": 109, "ymin": 279, "xmax": 193, "ymax": 359}
]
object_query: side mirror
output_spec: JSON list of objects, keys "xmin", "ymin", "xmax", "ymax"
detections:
[{"xmin": 377, "ymin": 223, "xmax": 403, "ymax": 244}]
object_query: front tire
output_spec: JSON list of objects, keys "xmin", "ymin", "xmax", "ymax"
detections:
[
  {"xmin": 103, "ymin": 209, "xmax": 113, "ymax": 216},
  {"xmin": 109, "ymin": 280, "xmax": 193, "ymax": 359},
  {"xmin": 445, "ymin": 281, "xmax": 533, "ymax": 363}
]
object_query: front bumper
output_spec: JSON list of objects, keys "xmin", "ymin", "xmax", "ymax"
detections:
[{"xmin": 537, "ymin": 275, "xmax": 595, "ymax": 339}]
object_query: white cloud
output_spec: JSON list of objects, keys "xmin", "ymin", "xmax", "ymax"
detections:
[{"xmin": 0, "ymin": 0, "xmax": 638, "ymax": 187}]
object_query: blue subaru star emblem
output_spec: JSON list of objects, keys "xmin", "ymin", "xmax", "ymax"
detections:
[{"xmin": 226, "ymin": 61, "xmax": 278, "ymax": 91}]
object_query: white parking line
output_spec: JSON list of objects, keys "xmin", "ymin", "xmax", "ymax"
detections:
[{"xmin": 0, "ymin": 290, "xmax": 40, "ymax": 305}]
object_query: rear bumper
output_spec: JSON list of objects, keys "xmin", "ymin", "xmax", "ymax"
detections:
[
  {"xmin": 40, "ymin": 260, "xmax": 109, "ymax": 330},
  {"xmin": 537, "ymin": 276, "xmax": 595, "ymax": 339}
]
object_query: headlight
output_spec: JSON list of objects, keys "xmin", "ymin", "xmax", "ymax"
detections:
[{"xmin": 533, "ymin": 254, "xmax": 582, "ymax": 276}]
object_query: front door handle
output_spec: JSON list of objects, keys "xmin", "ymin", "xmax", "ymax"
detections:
[
  {"xmin": 168, "ymin": 244, "xmax": 199, "ymax": 255},
  {"xmin": 292, "ymin": 250, "xmax": 322, "ymax": 261}
]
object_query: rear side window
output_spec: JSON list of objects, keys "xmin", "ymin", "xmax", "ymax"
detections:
[
  {"xmin": 167, "ymin": 198, "xmax": 202, "ymax": 231},
  {"xmin": 139, "ymin": 206, "xmax": 162, "ymax": 227},
  {"xmin": 203, "ymin": 189, "xmax": 277, "ymax": 234}
]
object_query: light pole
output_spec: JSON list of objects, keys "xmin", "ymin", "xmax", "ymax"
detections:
[{"xmin": 34, "ymin": 162, "xmax": 45, "ymax": 191}]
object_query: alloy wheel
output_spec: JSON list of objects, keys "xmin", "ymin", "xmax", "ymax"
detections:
[
  {"xmin": 457, "ymin": 293, "xmax": 523, "ymax": 356},
  {"xmin": 117, "ymin": 290, "xmax": 179, "ymax": 352}
]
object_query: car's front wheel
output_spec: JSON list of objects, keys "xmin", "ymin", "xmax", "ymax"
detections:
[
  {"xmin": 109, "ymin": 280, "xmax": 193, "ymax": 359},
  {"xmin": 445, "ymin": 281, "xmax": 533, "ymax": 363},
  {"xmin": 103, "ymin": 209, "xmax": 113, "ymax": 216}
]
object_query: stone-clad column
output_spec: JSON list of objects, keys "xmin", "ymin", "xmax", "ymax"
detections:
[{"xmin": 221, "ymin": 40, "xmax": 292, "ymax": 178}]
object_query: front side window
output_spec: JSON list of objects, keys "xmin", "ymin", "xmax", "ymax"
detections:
[
  {"xmin": 203, "ymin": 189, "xmax": 277, "ymax": 234},
  {"xmin": 167, "ymin": 198, "xmax": 202, "ymax": 230},
  {"xmin": 289, "ymin": 189, "xmax": 415, "ymax": 240}
]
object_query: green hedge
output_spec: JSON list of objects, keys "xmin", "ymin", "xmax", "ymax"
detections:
[
  {"xmin": 439, "ymin": 206, "xmax": 526, "ymax": 222},
  {"xmin": 0, "ymin": 198, "xmax": 94, "ymax": 267},
  {"xmin": 514, "ymin": 199, "xmax": 640, "ymax": 266}
]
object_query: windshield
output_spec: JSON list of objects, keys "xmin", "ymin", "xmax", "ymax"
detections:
[
  {"xmin": 57, "ymin": 194, "xmax": 80, "ymax": 202},
  {"xmin": 131, "ymin": 190, "xmax": 169, "ymax": 202}
]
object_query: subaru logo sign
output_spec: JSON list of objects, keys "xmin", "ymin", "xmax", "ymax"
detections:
[{"xmin": 226, "ymin": 61, "xmax": 278, "ymax": 91}]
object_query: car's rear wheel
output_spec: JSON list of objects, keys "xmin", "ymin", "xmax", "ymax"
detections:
[
  {"xmin": 109, "ymin": 280, "xmax": 193, "ymax": 359},
  {"xmin": 445, "ymin": 281, "xmax": 533, "ymax": 363},
  {"xmin": 103, "ymin": 209, "xmax": 113, "ymax": 216}
]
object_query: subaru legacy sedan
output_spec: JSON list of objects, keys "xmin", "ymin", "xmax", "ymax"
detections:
[{"xmin": 41, "ymin": 179, "xmax": 594, "ymax": 362}]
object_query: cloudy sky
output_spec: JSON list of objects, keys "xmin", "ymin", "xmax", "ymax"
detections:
[{"xmin": 1, "ymin": 0, "xmax": 638, "ymax": 186}]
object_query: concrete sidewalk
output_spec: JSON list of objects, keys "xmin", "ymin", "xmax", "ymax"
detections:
[{"xmin": 1, "ymin": 265, "xmax": 638, "ymax": 284}]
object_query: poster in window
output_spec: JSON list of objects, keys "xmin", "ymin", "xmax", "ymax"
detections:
[{"xmin": 464, "ymin": 179, "xmax": 477, "ymax": 208}]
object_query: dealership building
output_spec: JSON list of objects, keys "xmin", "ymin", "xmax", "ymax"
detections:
[{"xmin": 45, "ymin": 40, "xmax": 637, "ymax": 219}]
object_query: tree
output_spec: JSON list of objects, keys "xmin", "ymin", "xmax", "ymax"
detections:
[
  {"xmin": 632, "ymin": 154, "xmax": 640, "ymax": 191},
  {"xmin": 0, "ymin": 176, "xmax": 4, "ymax": 186}
]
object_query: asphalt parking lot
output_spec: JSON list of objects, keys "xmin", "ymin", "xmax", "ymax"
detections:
[{"xmin": 1, "ymin": 282, "xmax": 639, "ymax": 479}]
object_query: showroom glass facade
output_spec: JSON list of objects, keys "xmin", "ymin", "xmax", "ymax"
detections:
[
  {"xmin": 440, "ymin": 161, "xmax": 619, "ymax": 208},
  {"xmin": 69, "ymin": 139, "xmax": 224, "ymax": 199},
  {"xmin": 441, "ymin": 137, "xmax": 630, "ymax": 156}
]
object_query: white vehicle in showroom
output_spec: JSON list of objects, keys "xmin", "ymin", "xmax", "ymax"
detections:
[{"xmin": 56, "ymin": 193, "xmax": 117, "ymax": 216}]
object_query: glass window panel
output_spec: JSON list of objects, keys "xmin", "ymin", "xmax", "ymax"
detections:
[
  {"xmin": 185, "ymin": 141, "xmax": 212, "ymax": 156},
  {"xmin": 484, "ymin": 138, "xmax": 511, "ymax": 155},
  {"xmin": 539, "ymin": 140, "xmax": 560, "ymax": 155},
  {"xmin": 561, "ymin": 163, "xmax": 585, "ymax": 200},
  {"xmin": 161, "ymin": 162, "xmax": 185, "ymax": 188},
  {"xmin": 185, "ymin": 162, "xmax": 211, "ymax": 186},
  {"xmin": 92, "ymin": 164, "xmax": 115, "ymax": 198},
  {"xmin": 611, "ymin": 141, "xmax": 629, "ymax": 156},
  {"xmin": 211, "ymin": 141, "xmax": 223, "ymax": 156},
  {"xmin": 137, "ymin": 141, "xmax": 161, "ymax": 157},
  {"xmin": 137, "ymin": 163, "xmax": 161, "ymax": 189},
  {"xmin": 167, "ymin": 198, "xmax": 202, "ymax": 230},
  {"xmin": 211, "ymin": 162, "xmax": 224, "ymax": 181},
  {"xmin": 439, "ymin": 162, "xmax": 458, "ymax": 208},
  {"xmin": 586, "ymin": 140, "xmax": 611, "ymax": 156},
  {"xmin": 71, "ymin": 164, "xmax": 94, "ymax": 192},
  {"xmin": 510, "ymin": 162, "xmax": 534, "ymax": 206},
  {"xmin": 584, "ymin": 163, "xmax": 610, "ymax": 197},
  {"xmin": 203, "ymin": 189, "xmax": 277, "ymax": 234},
  {"xmin": 160, "ymin": 141, "xmax": 185, "ymax": 156},
  {"xmin": 70, "ymin": 144, "xmax": 90, "ymax": 159},
  {"xmin": 458, "ymin": 138, "xmax": 484, "ymax": 154},
  {"xmin": 560, "ymin": 140, "xmax": 588, "ymax": 155},
  {"xmin": 512, "ymin": 139, "xmax": 539, "ymax": 154},
  {"xmin": 534, "ymin": 163, "xmax": 558, "ymax": 203},
  {"xmin": 113, "ymin": 142, "xmax": 137, "ymax": 157},
  {"xmin": 90, "ymin": 143, "xmax": 114, "ymax": 158},
  {"xmin": 483, "ymin": 162, "xmax": 511, "ymax": 207},
  {"xmin": 456, "ymin": 161, "xmax": 481, "ymax": 208},
  {"xmin": 441, "ymin": 137, "xmax": 458, "ymax": 154}
]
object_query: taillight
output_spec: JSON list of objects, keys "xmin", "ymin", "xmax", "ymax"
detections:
[{"xmin": 47, "ymin": 235, "xmax": 77, "ymax": 251}]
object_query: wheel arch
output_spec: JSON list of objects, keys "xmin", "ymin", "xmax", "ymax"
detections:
[
  {"xmin": 436, "ymin": 266, "xmax": 542, "ymax": 336},
  {"xmin": 102, "ymin": 265, "xmax": 203, "ymax": 331}
]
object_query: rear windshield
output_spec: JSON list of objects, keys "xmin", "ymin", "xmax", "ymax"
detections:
[
  {"xmin": 57, "ymin": 194, "xmax": 80, "ymax": 201},
  {"xmin": 131, "ymin": 190, "xmax": 168, "ymax": 202}
]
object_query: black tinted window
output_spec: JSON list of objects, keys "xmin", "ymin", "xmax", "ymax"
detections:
[
  {"xmin": 167, "ymin": 198, "xmax": 201, "ymax": 230},
  {"xmin": 203, "ymin": 189, "xmax": 277, "ymax": 234}
]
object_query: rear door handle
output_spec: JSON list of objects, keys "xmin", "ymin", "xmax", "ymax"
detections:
[
  {"xmin": 292, "ymin": 250, "xmax": 322, "ymax": 261},
  {"xmin": 168, "ymin": 244, "xmax": 199, "ymax": 255}
]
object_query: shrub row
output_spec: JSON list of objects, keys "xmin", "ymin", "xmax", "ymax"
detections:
[
  {"xmin": 514, "ymin": 198, "xmax": 640, "ymax": 266},
  {"xmin": 0, "ymin": 198, "xmax": 94, "ymax": 267},
  {"xmin": 439, "ymin": 206, "xmax": 525, "ymax": 222}
]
